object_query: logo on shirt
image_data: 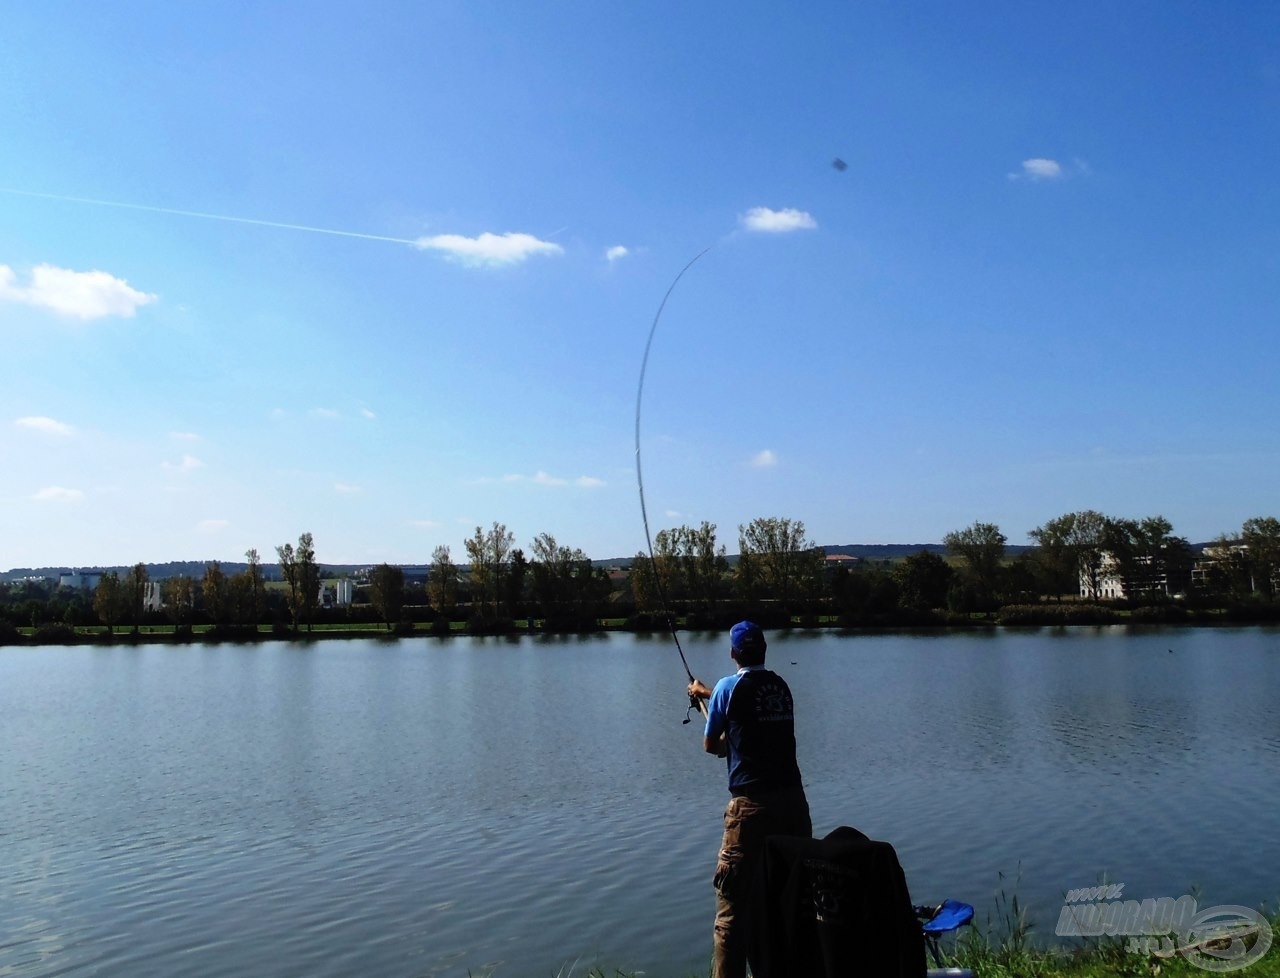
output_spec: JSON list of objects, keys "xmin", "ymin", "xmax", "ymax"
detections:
[{"xmin": 753, "ymin": 680, "xmax": 794, "ymax": 722}]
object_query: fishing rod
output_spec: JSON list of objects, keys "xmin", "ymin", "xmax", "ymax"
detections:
[{"xmin": 634, "ymin": 246, "xmax": 713, "ymax": 723}]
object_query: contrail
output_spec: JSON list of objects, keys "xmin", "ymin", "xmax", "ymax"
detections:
[{"xmin": 0, "ymin": 188, "xmax": 422, "ymax": 246}]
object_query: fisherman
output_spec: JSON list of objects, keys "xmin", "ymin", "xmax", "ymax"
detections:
[{"xmin": 688, "ymin": 620, "xmax": 812, "ymax": 978}]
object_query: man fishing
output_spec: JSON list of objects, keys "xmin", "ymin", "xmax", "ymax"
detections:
[{"xmin": 688, "ymin": 620, "xmax": 812, "ymax": 978}]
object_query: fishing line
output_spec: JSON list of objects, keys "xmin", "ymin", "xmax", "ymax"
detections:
[{"xmin": 634, "ymin": 246, "xmax": 713, "ymax": 710}]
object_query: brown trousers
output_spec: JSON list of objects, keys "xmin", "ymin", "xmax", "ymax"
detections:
[{"xmin": 712, "ymin": 786, "xmax": 812, "ymax": 978}]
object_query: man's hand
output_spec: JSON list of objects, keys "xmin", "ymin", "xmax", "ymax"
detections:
[{"xmin": 688, "ymin": 678, "xmax": 712, "ymax": 701}]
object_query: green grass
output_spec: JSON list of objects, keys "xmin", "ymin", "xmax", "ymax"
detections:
[{"xmin": 938, "ymin": 880, "xmax": 1280, "ymax": 978}]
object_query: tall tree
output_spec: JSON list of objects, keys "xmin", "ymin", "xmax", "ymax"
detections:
[
  {"xmin": 427, "ymin": 545, "xmax": 458, "ymax": 616},
  {"xmin": 368, "ymin": 563, "xmax": 405, "ymax": 630},
  {"xmin": 893, "ymin": 549, "xmax": 954, "ymax": 612},
  {"xmin": 276, "ymin": 533, "xmax": 319, "ymax": 633},
  {"xmin": 126, "ymin": 562, "xmax": 149, "ymax": 633},
  {"xmin": 1028, "ymin": 513, "xmax": 1079, "ymax": 602},
  {"xmin": 677, "ymin": 521, "xmax": 728, "ymax": 613},
  {"xmin": 1103, "ymin": 516, "xmax": 1193, "ymax": 600},
  {"xmin": 530, "ymin": 533, "xmax": 571, "ymax": 611},
  {"xmin": 244, "ymin": 548, "xmax": 265, "ymax": 623},
  {"xmin": 1241, "ymin": 516, "xmax": 1280, "ymax": 598},
  {"xmin": 202, "ymin": 561, "xmax": 229, "ymax": 626},
  {"xmin": 736, "ymin": 516, "xmax": 822, "ymax": 609},
  {"xmin": 92, "ymin": 571, "xmax": 126, "ymax": 634},
  {"xmin": 505, "ymin": 548, "xmax": 528, "ymax": 616},
  {"xmin": 296, "ymin": 532, "xmax": 319, "ymax": 631},
  {"xmin": 162, "ymin": 575, "xmax": 195, "ymax": 628},
  {"xmin": 650, "ymin": 528, "xmax": 684, "ymax": 602},
  {"xmin": 629, "ymin": 551, "xmax": 659, "ymax": 613},
  {"xmin": 1068, "ymin": 510, "xmax": 1111, "ymax": 600},
  {"xmin": 276, "ymin": 541, "xmax": 299, "ymax": 632},
  {"xmin": 529, "ymin": 534, "xmax": 601, "ymax": 625},
  {"xmin": 1199, "ymin": 535, "xmax": 1253, "ymax": 601},
  {"xmin": 464, "ymin": 522, "xmax": 515, "ymax": 620},
  {"xmin": 943, "ymin": 521, "xmax": 1007, "ymax": 608},
  {"xmin": 1033, "ymin": 510, "xmax": 1112, "ymax": 599}
]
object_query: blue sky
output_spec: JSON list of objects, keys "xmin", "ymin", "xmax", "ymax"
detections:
[{"xmin": 3, "ymin": 2, "xmax": 1278, "ymax": 569}]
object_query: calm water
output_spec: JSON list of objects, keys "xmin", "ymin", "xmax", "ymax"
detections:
[{"xmin": 3, "ymin": 627, "xmax": 1279, "ymax": 977}]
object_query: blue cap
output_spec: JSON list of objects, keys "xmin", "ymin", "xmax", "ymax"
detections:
[{"xmin": 730, "ymin": 620, "xmax": 766, "ymax": 653}]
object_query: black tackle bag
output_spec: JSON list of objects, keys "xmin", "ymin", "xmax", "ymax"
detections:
[{"xmin": 748, "ymin": 825, "xmax": 925, "ymax": 978}]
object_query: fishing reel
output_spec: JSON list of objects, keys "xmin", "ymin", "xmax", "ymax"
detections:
[
  {"xmin": 683, "ymin": 687, "xmax": 709, "ymax": 724},
  {"xmin": 683, "ymin": 694, "xmax": 700, "ymax": 724}
]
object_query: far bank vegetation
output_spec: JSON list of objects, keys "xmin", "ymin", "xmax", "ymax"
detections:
[{"xmin": 3, "ymin": 513, "xmax": 1279, "ymax": 645}]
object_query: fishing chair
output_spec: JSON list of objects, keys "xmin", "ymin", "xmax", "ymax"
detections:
[{"xmin": 915, "ymin": 899, "xmax": 975, "ymax": 973}]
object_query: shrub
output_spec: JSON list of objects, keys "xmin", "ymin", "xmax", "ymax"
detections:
[
  {"xmin": 1129, "ymin": 604, "xmax": 1189, "ymax": 623},
  {"xmin": 996, "ymin": 604, "xmax": 1120, "ymax": 626},
  {"xmin": 33, "ymin": 622, "xmax": 79, "ymax": 644}
]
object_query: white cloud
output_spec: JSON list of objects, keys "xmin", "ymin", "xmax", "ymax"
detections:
[
  {"xmin": 751, "ymin": 449, "xmax": 779, "ymax": 468},
  {"xmin": 1009, "ymin": 158, "xmax": 1065, "ymax": 181},
  {"xmin": 170, "ymin": 430, "xmax": 201, "ymax": 441},
  {"xmin": 0, "ymin": 263, "xmax": 156, "ymax": 320},
  {"xmin": 413, "ymin": 231, "xmax": 564, "ymax": 267},
  {"xmin": 197, "ymin": 519, "xmax": 230, "ymax": 533},
  {"xmin": 740, "ymin": 207, "xmax": 818, "ymax": 233},
  {"xmin": 334, "ymin": 482, "xmax": 361, "ymax": 494},
  {"xmin": 605, "ymin": 245, "xmax": 629, "ymax": 263},
  {"xmin": 163, "ymin": 454, "xmax": 205, "ymax": 473},
  {"xmin": 360, "ymin": 406, "xmax": 376, "ymax": 420},
  {"xmin": 33, "ymin": 485, "xmax": 84, "ymax": 502},
  {"xmin": 15, "ymin": 415, "xmax": 75, "ymax": 437},
  {"xmin": 472, "ymin": 469, "xmax": 606, "ymax": 488},
  {"xmin": 410, "ymin": 519, "xmax": 442, "ymax": 530},
  {"xmin": 311, "ymin": 407, "xmax": 340, "ymax": 420}
]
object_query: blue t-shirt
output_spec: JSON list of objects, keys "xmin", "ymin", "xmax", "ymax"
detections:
[{"xmin": 705, "ymin": 665, "xmax": 803, "ymax": 796}]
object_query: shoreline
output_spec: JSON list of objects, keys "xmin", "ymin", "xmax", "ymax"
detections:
[{"xmin": 5, "ymin": 606, "xmax": 1278, "ymax": 648}]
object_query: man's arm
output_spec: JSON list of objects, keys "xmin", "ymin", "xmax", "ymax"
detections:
[{"xmin": 687, "ymin": 679, "xmax": 727, "ymax": 757}]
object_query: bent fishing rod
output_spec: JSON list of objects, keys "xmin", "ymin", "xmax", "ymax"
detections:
[{"xmin": 634, "ymin": 246, "xmax": 713, "ymax": 723}]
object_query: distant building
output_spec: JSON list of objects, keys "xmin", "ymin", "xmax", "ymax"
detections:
[
  {"xmin": 823, "ymin": 554, "xmax": 861, "ymax": 572},
  {"xmin": 59, "ymin": 569, "xmax": 104, "ymax": 591},
  {"xmin": 1080, "ymin": 553, "xmax": 1173, "ymax": 601},
  {"xmin": 143, "ymin": 581, "xmax": 164, "ymax": 612},
  {"xmin": 319, "ymin": 579, "xmax": 354, "ymax": 608},
  {"xmin": 1191, "ymin": 543, "xmax": 1279, "ymax": 595}
]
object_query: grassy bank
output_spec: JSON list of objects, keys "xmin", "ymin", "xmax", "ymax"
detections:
[
  {"xmin": 946, "ymin": 919, "xmax": 1280, "ymax": 976},
  {"xmin": 566, "ymin": 931, "xmax": 1280, "ymax": 978},
  {"xmin": 552, "ymin": 895, "xmax": 1280, "ymax": 978}
]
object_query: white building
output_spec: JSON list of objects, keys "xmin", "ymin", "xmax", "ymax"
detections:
[
  {"xmin": 1080, "ymin": 553, "xmax": 1171, "ymax": 601},
  {"xmin": 319, "ymin": 579, "xmax": 354, "ymax": 608},
  {"xmin": 143, "ymin": 581, "xmax": 164, "ymax": 612},
  {"xmin": 59, "ymin": 569, "xmax": 103, "ymax": 591}
]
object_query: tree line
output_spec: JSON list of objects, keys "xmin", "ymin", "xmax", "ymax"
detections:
[{"xmin": 3, "ymin": 513, "xmax": 1278, "ymax": 643}]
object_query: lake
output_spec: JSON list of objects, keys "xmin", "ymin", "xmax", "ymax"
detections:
[{"xmin": 3, "ymin": 626, "xmax": 1278, "ymax": 976}]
